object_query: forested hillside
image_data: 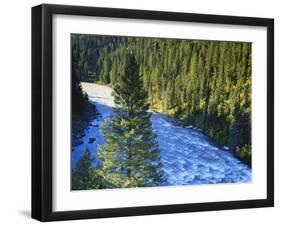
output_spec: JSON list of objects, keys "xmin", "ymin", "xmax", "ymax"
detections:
[
  {"xmin": 71, "ymin": 39, "xmax": 97, "ymax": 148},
  {"xmin": 71, "ymin": 34, "xmax": 252, "ymax": 165}
]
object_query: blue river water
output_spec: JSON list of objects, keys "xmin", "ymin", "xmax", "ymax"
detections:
[{"xmin": 72, "ymin": 83, "xmax": 251, "ymax": 186}]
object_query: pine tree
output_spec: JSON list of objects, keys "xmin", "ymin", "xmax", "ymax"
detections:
[
  {"xmin": 71, "ymin": 36, "xmax": 87, "ymax": 114},
  {"xmin": 97, "ymin": 53, "xmax": 164, "ymax": 188},
  {"xmin": 228, "ymin": 96, "xmax": 242, "ymax": 152},
  {"xmin": 72, "ymin": 148, "xmax": 102, "ymax": 190},
  {"xmin": 71, "ymin": 34, "xmax": 252, "ymax": 165}
]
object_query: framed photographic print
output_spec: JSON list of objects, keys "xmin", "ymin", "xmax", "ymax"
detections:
[{"xmin": 32, "ymin": 4, "xmax": 274, "ymax": 221}]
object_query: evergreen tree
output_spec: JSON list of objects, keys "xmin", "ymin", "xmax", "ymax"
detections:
[
  {"xmin": 71, "ymin": 36, "xmax": 87, "ymax": 114},
  {"xmin": 228, "ymin": 96, "xmax": 242, "ymax": 152},
  {"xmin": 96, "ymin": 53, "xmax": 164, "ymax": 188},
  {"xmin": 72, "ymin": 148, "xmax": 102, "ymax": 190},
  {"xmin": 71, "ymin": 34, "xmax": 252, "ymax": 165}
]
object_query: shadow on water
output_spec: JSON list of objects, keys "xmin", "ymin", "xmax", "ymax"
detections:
[
  {"xmin": 151, "ymin": 110, "xmax": 228, "ymax": 152},
  {"xmin": 150, "ymin": 111, "xmax": 251, "ymax": 185},
  {"xmin": 72, "ymin": 96, "xmax": 251, "ymax": 186},
  {"xmin": 71, "ymin": 101, "xmax": 113, "ymax": 169}
]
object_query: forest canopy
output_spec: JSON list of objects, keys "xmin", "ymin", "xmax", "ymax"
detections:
[{"xmin": 71, "ymin": 34, "xmax": 252, "ymax": 165}]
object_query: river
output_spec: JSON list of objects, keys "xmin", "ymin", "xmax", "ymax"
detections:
[{"xmin": 72, "ymin": 83, "xmax": 251, "ymax": 185}]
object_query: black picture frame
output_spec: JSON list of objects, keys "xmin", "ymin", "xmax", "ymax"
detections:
[{"xmin": 32, "ymin": 3, "xmax": 274, "ymax": 222}]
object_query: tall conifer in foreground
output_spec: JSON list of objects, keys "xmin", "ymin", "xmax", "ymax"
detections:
[{"xmin": 96, "ymin": 53, "xmax": 164, "ymax": 188}]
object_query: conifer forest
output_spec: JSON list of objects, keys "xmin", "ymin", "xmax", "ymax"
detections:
[{"xmin": 71, "ymin": 34, "xmax": 252, "ymax": 190}]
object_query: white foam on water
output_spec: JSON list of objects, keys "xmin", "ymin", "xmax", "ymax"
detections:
[{"xmin": 72, "ymin": 83, "xmax": 251, "ymax": 185}]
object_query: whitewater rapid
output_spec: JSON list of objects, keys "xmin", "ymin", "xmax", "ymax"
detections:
[{"xmin": 72, "ymin": 83, "xmax": 251, "ymax": 185}]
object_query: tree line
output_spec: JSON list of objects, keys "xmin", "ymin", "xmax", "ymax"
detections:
[{"xmin": 71, "ymin": 34, "xmax": 252, "ymax": 166}]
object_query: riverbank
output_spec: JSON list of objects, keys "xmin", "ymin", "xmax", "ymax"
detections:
[
  {"xmin": 72, "ymin": 83, "xmax": 251, "ymax": 185},
  {"xmin": 72, "ymin": 98, "xmax": 98, "ymax": 149},
  {"xmin": 71, "ymin": 83, "xmax": 114, "ymax": 167}
]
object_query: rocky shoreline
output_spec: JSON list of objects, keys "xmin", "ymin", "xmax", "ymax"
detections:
[{"xmin": 72, "ymin": 102, "xmax": 98, "ymax": 150}]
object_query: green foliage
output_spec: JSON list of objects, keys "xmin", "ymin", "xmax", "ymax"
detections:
[
  {"xmin": 236, "ymin": 144, "xmax": 252, "ymax": 166},
  {"xmin": 72, "ymin": 148, "xmax": 102, "ymax": 190},
  {"xmin": 97, "ymin": 53, "xmax": 165, "ymax": 188},
  {"xmin": 71, "ymin": 37, "xmax": 89, "ymax": 114},
  {"xmin": 72, "ymin": 35, "xmax": 252, "ymax": 166}
]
